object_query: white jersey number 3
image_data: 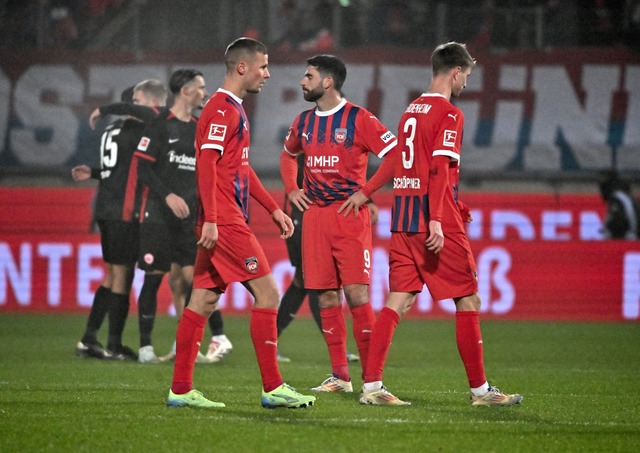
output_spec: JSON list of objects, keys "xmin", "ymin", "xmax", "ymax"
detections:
[{"xmin": 401, "ymin": 117, "xmax": 416, "ymax": 169}]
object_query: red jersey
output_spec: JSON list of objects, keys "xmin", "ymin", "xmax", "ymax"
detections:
[
  {"xmin": 391, "ymin": 93, "xmax": 466, "ymax": 233},
  {"xmin": 195, "ymin": 89, "xmax": 251, "ymax": 226},
  {"xmin": 283, "ymin": 99, "xmax": 396, "ymax": 207}
]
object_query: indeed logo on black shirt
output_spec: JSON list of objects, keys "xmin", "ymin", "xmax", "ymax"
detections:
[{"xmin": 168, "ymin": 151, "xmax": 195, "ymax": 170}]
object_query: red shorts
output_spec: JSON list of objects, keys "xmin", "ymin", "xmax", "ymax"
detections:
[
  {"xmin": 302, "ymin": 203, "xmax": 372, "ymax": 289},
  {"xmin": 389, "ymin": 231, "xmax": 478, "ymax": 301},
  {"xmin": 193, "ymin": 223, "xmax": 271, "ymax": 291}
]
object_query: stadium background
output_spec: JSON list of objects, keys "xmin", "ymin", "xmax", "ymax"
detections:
[{"xmin": 1, "ymin": 0, "xmax": 639, "ymax": 321}]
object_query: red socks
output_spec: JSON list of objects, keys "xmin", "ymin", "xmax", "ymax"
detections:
[
  {"xmin": 364, "ymin": 307, "xmax": 399, "ymax": 383},
  {"xmin": 456, "ymin": 311, "xmax": 487, "ymax": 388},
  {"xmin": 320, "ymin": 306, "xmax": 349, "ymax": 381},
  {"xmin": 171, "ymin": 308, "xmax": 206, "ymax": 394},
  {"xmin": 250, "ymin": 307, "xmax": 283, "ymax": 392},
  {"xmin": 350, "ymin": 302, "xmax": 376, "ymax": 379}
]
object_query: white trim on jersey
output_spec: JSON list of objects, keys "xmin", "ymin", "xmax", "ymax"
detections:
[
  {"xmin": 315, "ymin": 98, "xmax": 347, "ymax": 117},
  {"xmin": 201, "ymin": 143, "xmax": 224, "ymax": 155},
  {"xmin": 283, "ymin": 145, "xmax": 300, "ymax": 157},
  {"xmin": 433, "ymin": 149, "xmax": 460, "ymax": 162},
  {"xmin": 378, "ymin": 139, "xmax": 398, "ymax": 158}
]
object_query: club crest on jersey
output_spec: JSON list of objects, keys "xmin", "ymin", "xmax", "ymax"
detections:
[
  {"xmin": 144, "ymin": 253, "xmax": 154, "ymax": 265},
  {"xmin": 334, "ymin": 128, "xmax": 347, "ymax": 143},
  {"xmin": 245, "ymin": 256, "xmax": 259, "ymax": 274},
  {"xmin": 443, "ymin": 130, "xmax": 457, "ymax": 147},
  {"xmin": 137, "ymin": 137, "xmax": 150, "ymax": 152},
  {"xmin": 208, "ymin": 124, "xmax": 226, "ymax": 141}
]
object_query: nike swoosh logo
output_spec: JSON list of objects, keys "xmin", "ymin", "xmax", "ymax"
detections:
[{"xmin": 169, "ymin": 138, "xmax": 180, "ymax": 143}]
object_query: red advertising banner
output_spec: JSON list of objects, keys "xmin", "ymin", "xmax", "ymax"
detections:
[{"xmin": 1, "ymin": 188, "xmax": 639, "ymax": 322}]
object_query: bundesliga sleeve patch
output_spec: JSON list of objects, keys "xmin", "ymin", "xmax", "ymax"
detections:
[
  {"xmin": 208, "ymin": 123, "xmax": 227, "ymax": 142},
  {"xmin": 137, "ymin": 136, "xmax": 150, "ymax": 152},
  {"xmin": 443, "ymin": 130, "xmax": 457, "ymax": 147}
]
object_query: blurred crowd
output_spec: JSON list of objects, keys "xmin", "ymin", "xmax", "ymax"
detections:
[{"xmin": 1, "ymin": 0, "xmax": 639, "ymax": 52}]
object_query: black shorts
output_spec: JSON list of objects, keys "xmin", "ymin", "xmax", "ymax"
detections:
[
  {"xmin": 138, "ymin": 218, "xmax": 197, "ymax": 272},
  {"xmin": 285, "ymin": 203, "xmax": 304, "ymax": 269},
  {"xmin": 97, "ymin": 219, "xmax": 139, "ymax": 266}
]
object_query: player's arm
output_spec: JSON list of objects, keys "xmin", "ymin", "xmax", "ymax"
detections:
[
  {"xmin": 425, "ymin": 155, "xmax": 450, "ymax": 254},
  {"xmin": 280, "ymin": 149, "xmax": 312, "ymax": 211},
  {"xmin": 196, "ymin": 148, "xmax": 219, "ymax": 249},
  {"xmin": 338, "ymin": 148, "xmax": 397, "ymax": 217},
  {"xmin": 250, "ymin": 167, "xmax": 294, "ymax": 239},
  {"xmin": 89, "ymin": 103, "xmax": 159, "ymax": 129},
  {"xmin": 136, "ymin": 124, "xmax": 189, "ymax": 219}
]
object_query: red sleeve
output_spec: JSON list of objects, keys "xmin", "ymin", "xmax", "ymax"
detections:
[
  {"xmin": 198, "ymin": 149, "xmax": 218, "ymax": 223},
  {"xmin": 428, "ymin": 155, "xmax": 450, "ymax": 222},
  {"xmin": 280, "ymin": 151, "xmax": 300, "ymax": 194},
  {"xmin": 249, "ymin": 167, "xmax": 280, "ymax": 214},
  {"xmin": 458, "ymin": 199, "xmax": 470, "ymax": 220},
  {"xmin": 360, "ymin": 150, "xmax": 397, "ymax": 198}
]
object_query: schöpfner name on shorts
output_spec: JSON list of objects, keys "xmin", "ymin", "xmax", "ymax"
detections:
[{"xmin": 393, "ymin": 176, "xmax": 421, "ymax": 189}]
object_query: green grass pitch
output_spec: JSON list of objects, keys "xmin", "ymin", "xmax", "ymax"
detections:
[{"xmin": 0, "ymin": 313, "xmax": 638, "ymax": 452}]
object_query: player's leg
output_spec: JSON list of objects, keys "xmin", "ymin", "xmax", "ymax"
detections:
[
  {"xmin": 360, "ymin": 291, "xmax": 415, "ymax": 406},
  {"xmin": 244, "ymin": 273, "xmax": 316, "ymax": 409},
  {"xmin": 135, "ymin": 222, "xmax": 171, "ymax": 361},
  {"xmin": 205, "ymin": 306, "xmax": 233, "ymax": 362},
  {"xmin": 454, "ymin": 293, "xmax": 523, "ymax": 406},
  {"xmin": 167, "ymin": 286, "xmax": 225, "ymax": 408},
  {"xmin": 76, "ymin": 265, "xmax": 112, "ymax": 358},
  {"xmin": 104, "ymin": 220, "xmax": 139, "ymax": 360}
]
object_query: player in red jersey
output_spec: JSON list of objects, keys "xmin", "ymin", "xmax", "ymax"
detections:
[
  {"xmin": 280, "ymin": 54, "xmax": 397, "ymax": 393},
  {"xmin": 339, "ymin": 42, "xmax": 523, "ymax": 407},
  {"xmin": 166, "ymin": 37, "xmax": 315, "ymax": 409}
]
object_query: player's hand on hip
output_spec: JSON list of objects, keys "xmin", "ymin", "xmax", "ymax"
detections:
[
  {"xmin": 71, "ymin": 165, "xmax": 91, "ymax": 181},
  {"xmin": 287, "ymin": 189, "xmax": 312, "ymax": 212},
  {"xmin": 165, "ymin": 193, "xmax": 190, "ymax": 219},
  {"xmin": 425, "ymin": 220, "xmax": 444, "ymax": 254},
  {"xmin": 272, "ymin": 209, "xmax": 295, "ymax": 239},
  {"xmin": 88, "ymin": 108, "xmax": 102, "ymax": 130},
  {"xmin": 197, "ymin": 222, "xmax": 218, "ymax": 249},
  {"xmin": 338, "ymin": 190, "xmax": 369, "ymax": 218}
]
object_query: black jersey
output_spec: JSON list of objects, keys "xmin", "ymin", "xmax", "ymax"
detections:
[
  {"xmin": 94, "ymin": 117, "xmax": 146, "ymax": 221},
  {"xmin": 134, "ymin": 110, "xmax": 198, "ymax": 224}
]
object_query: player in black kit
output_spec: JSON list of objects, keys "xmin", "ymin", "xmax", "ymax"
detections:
[
  {"xmin": 73, "ymin": 80, "xmax": 168, "ymax": 360},
  {"xmin": 133, "ymin": 69, "xmax": 232, "ymax": 364}
]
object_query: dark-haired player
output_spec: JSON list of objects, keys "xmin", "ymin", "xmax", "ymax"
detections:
[{"xmin": 279, "ymin": 54, "xmax": 397, "ymax": 393}]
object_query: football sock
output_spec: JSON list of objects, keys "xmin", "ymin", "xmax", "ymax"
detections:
[
  {"xmin": 171, "ymin": 308, "xmax": 206, "ymax": 395},
  {"xmin": 81, "ymin": 285, "xmax": 111, "ymax": 344},
  {"xmin": 364, "ymin": 307, "xmax": 399, "ymax": 383},
  {"xmin": 455, "ymin": 311, "xmax": 487, "ymax": 389},
  {"xmin": 107, "ymin": 291, "xmax": 130, "ymax": 351},
  {"xmin": 208, "ymin": 309, "xmax": 224, "ymax": 336},
  {"xmin": 350, "ymin": 302, "xmax": 376, "ymax": 378},
  {"xmin": 308, "ymin": 290, "xmax": 322, "ymax": 332},
  {"xmin": 320, "ymin": 306, "xmax": 349, "ymax": 381},
  {"xmin": 137, "ymin": 273, "xmax": 163, "ymax": 347},
  {"xmin": 250, "ymin": 307, "xmax": 282, "ymax": 393},
  {"xmin": 276, "ymin": 283, "xmax": 307, "ymax": 336}
]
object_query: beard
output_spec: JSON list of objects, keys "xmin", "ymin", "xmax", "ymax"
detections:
[{"xmin": 303, "ymin": 86, "xmax": 323, "ymax": 102}]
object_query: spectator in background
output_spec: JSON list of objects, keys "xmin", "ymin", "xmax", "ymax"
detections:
[{"xmin": 599, "ymin": 171, "xmax": 640, "ymax": 240}]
